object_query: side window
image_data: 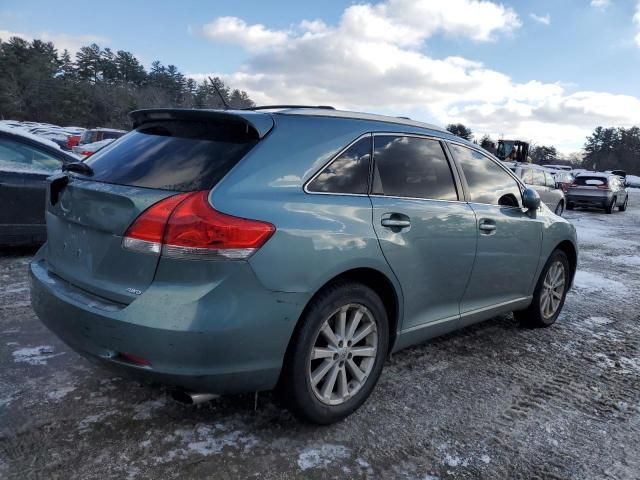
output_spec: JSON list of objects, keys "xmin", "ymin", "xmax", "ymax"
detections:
[
  {"xmin": 544, "ymin": 172, "xmax": 555, "ymax": 187},
  {"xmin": 448, "ymin": 143, "xmax": 521, "ymax": 207},
  {"xmin": 521, "ymin": 168, "xmax": 534, "ymax": 185},
  {"xmin": 530, "ymin": 170, "xmax": 544, "ymax": 186},
  {"xmin": 372, "ymin": 135, "xmax": 458, "ymax": 200},
  {"xmin": 0, "ymin": 138, "xmax": 62, "ymax": 174},
  {"xmin": 307, "ymin": 136, "xmax": 371, "ymax": 194}
]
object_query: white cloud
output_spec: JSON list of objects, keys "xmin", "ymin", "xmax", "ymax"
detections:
[
  {"xmin": 201, "ymin": 17, "xmax": 289, "ymax": 50},
  {"xmin": 0, "ymin": 28, "xmax": 109, "ymax": 54},
  {"xmin": 191, "ymin": 0, "xmax": 640, "ymax": 152},
  {"xmin": 530, "ymin": 13, "xmax": 551, "ymax": 25},
  {"xmin": 590, "ymin": 0, "xmax": 610, "ymax": 9}
]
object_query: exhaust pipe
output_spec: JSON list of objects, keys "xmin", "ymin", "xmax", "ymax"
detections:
[{"xmin": 171, "ymin": 390, "xmax": 219, "ymax": 405}]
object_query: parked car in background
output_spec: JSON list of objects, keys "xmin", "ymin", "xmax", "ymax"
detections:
[
  {"xmin": 66, "ymin": 134, "xmax": 81, "ymax": 150},
  {"xmin": 542, "ymin": 164, "xmax": 572, "ymax": 172},
  {"xmin": 30, "ymin": 107, "xmax": 578, "ymax": 424},
  {"xmin": 72, "ymin": 138, "xmax": 116, "ymax": 158},
  {"xmin": 553, "ymin": 171, "xmax": 574, "ymax": 194},
  {"xmin": 0, "ymin": 125, "xmax": 77, "ymax": 245},
  {"xmin": 79, "ymin": 128, "xmax": 126, "ymax": 146},
  {"xmin": 508, "ymin": 163, "xmax": 566, "ymax": 215},
  {"xmin": 566, "ymin": 173, "xmax": 629, "ymax": 213}
]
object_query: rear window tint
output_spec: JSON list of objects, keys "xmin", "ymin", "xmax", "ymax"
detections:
[
  {"xmin": 307, "ymin": 136, "xmax": 371, "ymax": 194},
  {"xmin": 83, "ymin": 120, "xmax": 257, "ymax": 191},
  {"xmin": 575, "ymin": 177, "xmax": 606, "ymax": 186}
]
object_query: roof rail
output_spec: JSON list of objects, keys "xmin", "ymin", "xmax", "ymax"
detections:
[{"xmin": 242, "ymin": 105, "xmax": 336, "ymax": 111}]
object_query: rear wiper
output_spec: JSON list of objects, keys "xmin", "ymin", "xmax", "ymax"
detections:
[{"xmin": 63, "ymin": 161, "xmax": 94, "ymax": 176}]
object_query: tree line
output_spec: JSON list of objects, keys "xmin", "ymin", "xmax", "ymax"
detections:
[
  {"xmin": 0, "ymin": 37, "xmax": 255, "ymax": 129},
  {"xmin": 446, "ymin": 123, "xmax": 640, "ymax": 174}
]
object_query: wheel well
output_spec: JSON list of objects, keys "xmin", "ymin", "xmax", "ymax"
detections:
[
  {"xmin": 556, "ymin": 240, "xmax": 577, "ymax": 283},
  {"xmin": 293, "ymin": 268, "xmax": 400, "ymax": 353}
]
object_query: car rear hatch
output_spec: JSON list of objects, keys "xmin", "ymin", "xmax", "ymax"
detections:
[
  {"xmin": 44, "ymin": 109, "xmax": 273, "ymax": 304},
  {"xmin": 568, "ymin": 176, "xmax": 609, "ymax": 198}
]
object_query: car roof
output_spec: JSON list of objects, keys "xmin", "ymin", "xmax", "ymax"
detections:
[
  {"xmin": 575, "ymin": 172, "xmax": 611, "ymax": 178},
  {"xmin": 511, "ymin": 162, "xmax": 551, "ymax": 171},
  {"xmin": 271, "ymin": 107, "xmax": 449, "ymax": 134},
  {"xmin": 87, "ymin": 127, "xmax": 127, "ymax": 133},
  {"xmin": 0, "ymin": 125, "xmax": 77, "ymax": 161}
]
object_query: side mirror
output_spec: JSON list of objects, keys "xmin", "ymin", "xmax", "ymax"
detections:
[{"xmin": 522, "ymin": 187, "xmax": 541, "ymax": 211}]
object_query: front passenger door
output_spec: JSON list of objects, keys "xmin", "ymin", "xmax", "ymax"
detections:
[{"xmin": 447, "ymin": 144, "xmax": 543, "ymax": 313}]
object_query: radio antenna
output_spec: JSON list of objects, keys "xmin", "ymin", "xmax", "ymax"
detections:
[{"xmin": 208, "ymin": 76, "xmax": 230, "ymax": 110}]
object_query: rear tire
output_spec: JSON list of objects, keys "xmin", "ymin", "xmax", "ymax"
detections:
[
  {"xmin": 280, "ymin": 280, "xmax": 389, "ymax": 424},
  {"xmin": 514, "ymin": 249, "xmax": 570, "ymax": 328},
  {"xmin": 566, "ymin": 202, "xmax": 574, "ymax": 210},
  {"xmin": 605, "ymin": 197, "xmax": 616, "ymax": 214},
  {"xmin": 619, "ymin": 196, "xmax": 628, "ymax": 212},
  {"xmin": 554, "ymin": 200, "xmax": 564, "ymax": 216}
]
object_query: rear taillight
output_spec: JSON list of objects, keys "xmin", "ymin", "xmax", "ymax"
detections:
[
  {"xmin": 123, "ymin": 191, "xmax": 275, "ymax": 260},
  {"xmin": 597, "ymin": 185, "xmax": 611, "ymax": 191},
  {"xmin": 122, "ymin": 193, "xmax": 191, "ymax": 254},
  {"xmin": 79, "ymin": 150, "xmax": 94, "ymax": 157}
]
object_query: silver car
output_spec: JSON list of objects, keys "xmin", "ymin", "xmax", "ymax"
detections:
[
  {"xmin": 566, "ymin": 173, "xmax": 629, "ymax": 214},
  {"xmin": 509, "ymin": 164, "xmax": 566, "ymax": 215}
]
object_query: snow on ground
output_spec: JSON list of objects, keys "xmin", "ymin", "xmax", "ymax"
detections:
[
  {"xmin": 297, "ymin": 444, "xmax": 351, "ymax": 470},
  {"xmin": 11, "ymin": 345, "xmax": 63, "ymax": 366}
]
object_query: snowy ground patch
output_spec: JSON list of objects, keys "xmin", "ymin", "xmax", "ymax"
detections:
[
  {"xmin": 12, "ymin": 345, "xmax": 63, "ymax": 365},
  {"xmin": 297, "ymin": 444, "xmax": 350, "ymax": 470},
  {"xmin": 573, "ymin": 270, "xmax": 628, "ymax": 296}
]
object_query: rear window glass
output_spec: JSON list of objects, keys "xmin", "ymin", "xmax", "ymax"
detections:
[
  {"xmin": 307, "ymin": 137, "xmax": 371, "ymax": 194},
  {"xmin": 575, "ymin": 176, "xmax": 606, "ymax": 186},
  {"xmin": 83, "ymin": 120, "xmax": 258, "ymax": 191}
]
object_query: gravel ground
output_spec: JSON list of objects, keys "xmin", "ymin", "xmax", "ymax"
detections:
[{"xmin": 1, "ymin": 191, "xmax": 639, "ymax": 479}]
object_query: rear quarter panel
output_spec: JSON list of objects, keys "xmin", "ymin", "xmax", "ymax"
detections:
[{"xmin": 210, "ymin": 114, "xmax": 404, "ymax": 323}]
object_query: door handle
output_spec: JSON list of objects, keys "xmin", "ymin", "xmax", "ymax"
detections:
[
  {"xmin": 381, "ymin": 218, "xmax": 411, "ymax": 228},
  {"xmin": 478, "ymin": 219, "xmax": 496, "ymax": 233}
]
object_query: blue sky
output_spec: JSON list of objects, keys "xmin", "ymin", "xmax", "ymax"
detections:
[{"xmin": 2, "ymin": 0, "xmax": 640, "ymax": 151}]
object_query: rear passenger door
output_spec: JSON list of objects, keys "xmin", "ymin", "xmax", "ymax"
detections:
[
  {"xmin": 532, "ymin": 169, "xmax": 552, "ymax": 206},
  {"xmin": 447, "ymin": 144, "xmax": 542, "ymax": 313},
  {"xmin": 369, "ymin": 135, "xmax": 477, "ymax": 331}
]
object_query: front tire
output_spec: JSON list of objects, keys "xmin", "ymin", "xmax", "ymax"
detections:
[
  {"xmin": 280, "ymin": 281, "xmax": 389, "ymax": 424},
  {"xmin": 515, "ymin": 249, "xmax": 570, "ymax": 328}
]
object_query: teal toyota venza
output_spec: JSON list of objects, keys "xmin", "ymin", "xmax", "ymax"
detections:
[{"xmin": 30, "ymin": 107, "xmax": 578, "ymax": 424}]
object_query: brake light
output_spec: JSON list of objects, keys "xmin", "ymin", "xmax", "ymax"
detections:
[
  {"xmin": 123, "ymin": 191, "xmax": 275, "ymax": 260},
  {"xmin": 79, "ymin": 150, "xmax": 94, "ymax": 157},
  {"xmin": 597, "ymin": 185, "xmax": 611, "ymax": 191},
  {"xmin": 122, "ymin": 193, "xmax": 191, "ymax": 253}
]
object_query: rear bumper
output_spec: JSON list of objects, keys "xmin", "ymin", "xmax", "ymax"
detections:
[
  {"xmin": 566, "ymin": 193, "xmax": 611, "ymax": 208},
  {"xmin": 29, "ymin": 250, "xmax": 308, "ymax": 394}
]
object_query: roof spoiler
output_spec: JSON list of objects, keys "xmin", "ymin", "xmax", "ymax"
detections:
[{"xmin": 129, "ymin": 108, "xmax": 274, "ymax": 139}]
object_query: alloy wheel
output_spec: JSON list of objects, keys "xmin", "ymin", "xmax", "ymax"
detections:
[
  {"xmin": 308, "ymin": 303, "xmax": 378, "ymax": 406},
  {"xmin": 540, "ymin": 261, "xmax": 566, "ymax": 319}
]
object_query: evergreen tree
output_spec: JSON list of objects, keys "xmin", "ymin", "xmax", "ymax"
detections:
[
  {"xmin": 0, "ymin": 36, "xmax": 255, "ymax": 128},
  {"xmin": 446, "ymin": 123, "xmax": 473, "ymax": 141}
]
